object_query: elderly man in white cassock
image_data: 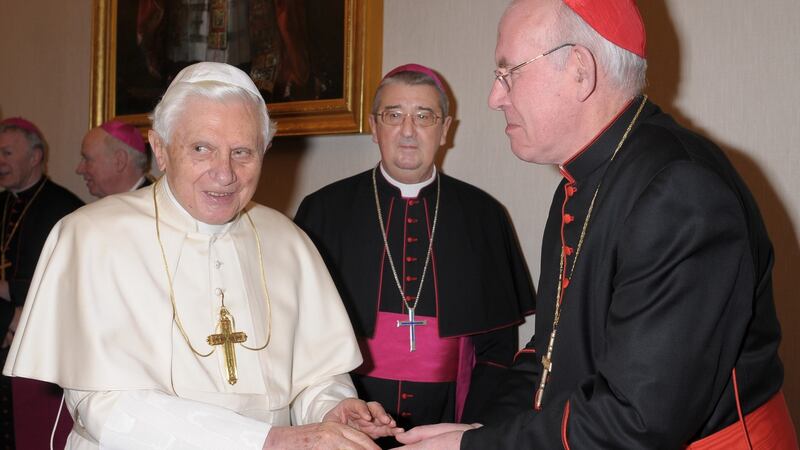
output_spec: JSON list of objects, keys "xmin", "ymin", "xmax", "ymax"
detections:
[{"xmin": 3, "ymin": 62, "xmax": 400, "ymax": 449}]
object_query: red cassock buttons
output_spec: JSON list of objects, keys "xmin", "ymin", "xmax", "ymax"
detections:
[
  {"xmin": 405, "ymin": 295, "xmax": 415, "ymax": 302},
  {"xmin": 406, "ymin": 256, "xmax": 417, "ymax": 262},
  {"xmin": 405, "ymin": 276, "xmax": 418, "ymax": 282},
  {"xmin": 565, "ymin": 185, "xmax": 577, "ymax": 197},
  {"xmin": 562, "ymin": 277, "xmax": 570, "ymax": 289},
  {"xmin": 407, "ymin": 218, "xmax": 419, "ymax": 224},
  {"xmin": 401, "ymin": 393, "xmax": 415, "ymax": 400},
  {"xmin": 563, "ymin": 213, "xmax": 574, "ymax": 224},
  {"xmin": 564, "ymin": 246, "xmax": 574, "ymax": 256},
  {"xmin": 407, "ymin": 237, "xmax": 418, "ymax": 243}
]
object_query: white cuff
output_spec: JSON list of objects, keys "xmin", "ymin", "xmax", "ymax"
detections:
[{"xmin": 99, "ymin": 390, "xmax": 269, "ymax": 450}]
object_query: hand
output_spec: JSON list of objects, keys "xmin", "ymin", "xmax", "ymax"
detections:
[
  {"xmin": 393, "ymin": 423, "xmax": 481, "ymax": 449},
  {"xmin": 324, "ymin": 398, "xmax": 403, "ymax": 439},
  {"xmin": 263, "ymin": 422, "xmax": 380, "ymax": 450}
]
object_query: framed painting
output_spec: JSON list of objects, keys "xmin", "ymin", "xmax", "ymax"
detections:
[{"xmin": 90, "ymin": 0, "xmax": 383, "ymax": 136}]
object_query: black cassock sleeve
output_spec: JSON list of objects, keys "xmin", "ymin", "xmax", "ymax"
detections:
[{"xmin": 461, "ymin": 332, "xmax": 539, "ymax": 424}]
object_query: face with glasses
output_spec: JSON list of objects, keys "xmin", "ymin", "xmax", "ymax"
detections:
[
  {"xmin": 489, "ymin": 0, "xmax": 581, "ymax": 165},
  {"xmin": 370, "ymin": 82, "xmax": 452, "ymax": 184}
]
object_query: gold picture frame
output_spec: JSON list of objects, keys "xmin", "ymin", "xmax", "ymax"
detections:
[{"xmin": 90, "ymin": 0, "xmax": 383, "ymax": 137}]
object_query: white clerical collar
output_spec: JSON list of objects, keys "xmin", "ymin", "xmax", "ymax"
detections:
[
  {"xmin": 129, "ymin": 176, "xmax": 146, "ymax": 192},
  {"xmin": 379, "ymin": 164, "xmax": 437, "ymax": 198},
  {"xmin": 163, "ymin": 177, "xmax": 234, "ymax": 235}
]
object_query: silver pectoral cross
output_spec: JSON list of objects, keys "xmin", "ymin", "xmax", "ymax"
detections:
[{"xmin": 397, "ymin": 307, "xmax": 426, "ymax": 352}]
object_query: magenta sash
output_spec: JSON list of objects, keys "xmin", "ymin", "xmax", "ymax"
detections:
[{"xmin": 355, "ymin": 312, "xmax": 460, "ymax": 382}]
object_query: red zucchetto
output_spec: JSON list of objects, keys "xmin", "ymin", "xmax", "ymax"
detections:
[{"xmin": 563, "ymin": 0, "xmax": 647, "ymax": 58}]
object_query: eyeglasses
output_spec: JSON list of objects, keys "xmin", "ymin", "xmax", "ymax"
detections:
[
  {"xmin": 374, "ymin": 110, "xmax": 442, "ymax": 127},
  {"xmin": 494, "ymin": 43, "xmax": 575, "ymax": 92}
]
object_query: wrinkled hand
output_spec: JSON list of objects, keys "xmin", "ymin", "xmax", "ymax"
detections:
[
  {"xmin": 393, "ymin": 423, "xmax": 481, "ymax": 449},
  {"xmin": 324, "ymin": 398, "xmax": 403, "ymax": 439},
  {"xmin": 263, "ymin": 421, "xmax": 379, "ymax": 450}
]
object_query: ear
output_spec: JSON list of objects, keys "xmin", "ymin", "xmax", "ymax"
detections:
[
  {"xmin": 114, "ymin": 148, "xmax": 128, "ymax": 172},
  {"xmin": 570, "ymin": 45, "xmax": 597, "ymax": 102},
  {"xmin": 148, "ymin": 130, "xmax": 169, "ymax": 172},
  {"xmin": 30, "ymin": 146, "xmax": 44, "ymax": 167},
  {"xmin": 439, "ymin": 116, "xmax": 453, "ymax": 146},
  {"xmin": 369, "ymin": 114, "xmax": 379, "ymax": 144}
]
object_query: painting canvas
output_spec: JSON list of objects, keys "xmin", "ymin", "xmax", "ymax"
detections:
[{"xmin": 91, "ymin": 0, "xmax": 383, "ymax": 136}]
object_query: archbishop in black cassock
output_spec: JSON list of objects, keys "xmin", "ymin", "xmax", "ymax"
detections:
[
  {"xmin": 296, "ymin": 166, "xmax": 535, "ymax": 432},
  {"xmin": 296, "ymin": 64, "xmax": 535, "ymax": 441},
  {"xmin": 298, "ymin": 63, "xmax": 536, "ymax": 448}
]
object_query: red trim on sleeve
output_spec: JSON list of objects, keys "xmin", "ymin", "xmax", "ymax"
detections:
[
  {"xmin": 513, "ymin": 347, "xmax": 536, "ymax": 362},
  {"xmin": 515, "ymin": 348, "xmax": 536, "ymax": 355}
]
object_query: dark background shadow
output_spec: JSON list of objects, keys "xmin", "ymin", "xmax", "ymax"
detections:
[{"xmin": 640, "ymin": 0, "xmax": 800, "ymax": 436}]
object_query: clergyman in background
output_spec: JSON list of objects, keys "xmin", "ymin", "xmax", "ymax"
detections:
[{"xmin": 76, "ymin": 119, "xmax": 152, "ymax": 198}]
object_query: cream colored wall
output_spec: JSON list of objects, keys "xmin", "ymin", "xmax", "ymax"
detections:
[{"xmin": 1, "ymin": 0, "xmax": 798, "ymax": 434}]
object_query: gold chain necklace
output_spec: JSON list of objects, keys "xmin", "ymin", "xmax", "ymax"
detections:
[
  {"xmin": 372, "ymin": 165, "xmax": 440, "ymax": 351},
  {"xmin": 534, "ymin": 95, "xmax": 648, "ymax": 410},
  {"xmin": 153, "ymin": 180, "xmax": 271, "ymax": 384},
  {"xmin": 1, "ymin": 178, "xmax": 48, "ymax": 280}
]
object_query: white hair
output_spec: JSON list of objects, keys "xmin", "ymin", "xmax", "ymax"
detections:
[
  {"xmin": 102, "ymin": 132, "xmax": 149, "ymax": 172},
  {"xmin": 149, "ymin": 80, "xmax": 276, "ymax": 152},
  {"xmin": 0, "ymin": 124, "xmax": 47, "ymax": 158},
  {"xmin": 549, "ymin": 2, "xmax": 647, "ymax": 96}
]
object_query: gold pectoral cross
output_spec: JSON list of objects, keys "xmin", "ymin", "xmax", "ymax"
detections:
[
  {"xmin": 534, "ymin": 328, "xmax": 558, "ymax": 411},
  {"xmin": 207, "ymin": 306, "xmax": 247, "ymax": 385}
]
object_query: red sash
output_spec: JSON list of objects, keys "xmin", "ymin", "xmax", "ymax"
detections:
[
  {"xmin": 355, "ymin": 312, "xmax": 460, "ymax": 382},
  {"xmin": 686, "ymin": 391, "xmax": 798, "ymax": 450}
]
